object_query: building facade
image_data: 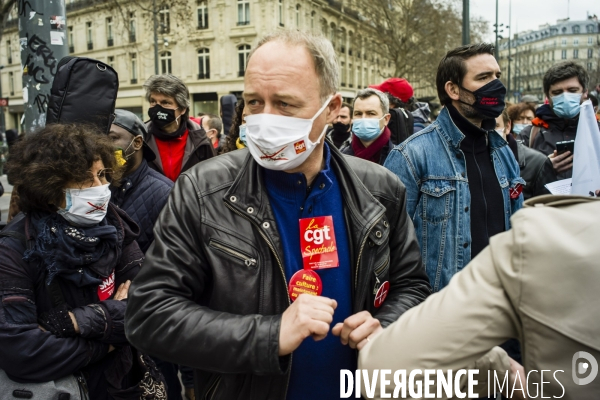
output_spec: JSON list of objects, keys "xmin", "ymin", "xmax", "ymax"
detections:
[
  {"xmin": 1, "ymin": 0, "xmax": 389, "ymax": 132},
  {"xmin": 498, "ymin": 17, "xmax": 600, "ymax": 103}
]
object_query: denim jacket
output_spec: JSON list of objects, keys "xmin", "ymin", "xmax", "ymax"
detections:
[{"xmin": 384, "ymin": 107, "xmax": 524, "ymax": 291}]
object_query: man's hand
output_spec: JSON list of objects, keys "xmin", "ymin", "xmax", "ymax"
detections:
[
  {"xmin": 503, "ymin": 357, "xmax": 527, "ymax": 400},
  {"xmin": 114, "ymin": 280, "xmax": 131, "ymax": 301},
  {"xmin": 331, "ymin": 311, "xmax": 383, "ymax": 350},
  {"xmin": 278, "ymin": 294, "xmax": 337, "ymax": 356},
  {"xmin": 549, "ymin": 150, "xmax": 573, "ymax": 174}
]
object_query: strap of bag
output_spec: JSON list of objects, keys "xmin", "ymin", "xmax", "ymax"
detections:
[{"xmin": 529, "ymin": 126, "xmax": 541, "ymax": 148}]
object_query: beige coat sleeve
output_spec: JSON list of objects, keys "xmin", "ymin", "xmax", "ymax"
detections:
[{"xmin": 358, "ymin": 229, "xmax": 520, "ymax": 399}]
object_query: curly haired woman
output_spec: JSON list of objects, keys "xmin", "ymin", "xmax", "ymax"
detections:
[{"xmin": 0, "ymin": 124, "xmax": 165, "ymax": 399}]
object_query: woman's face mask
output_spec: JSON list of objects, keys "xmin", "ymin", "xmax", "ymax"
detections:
[
  {"xmin": 58, "ymin": 184, "xmax": 112, "ymax": 227},
  {"xmin": 244, "ymin": 96, "xmax": 333, "ymax": 171}
]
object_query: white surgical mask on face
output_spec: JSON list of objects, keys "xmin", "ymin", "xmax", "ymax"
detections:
[
  {"xmin": 244, "ymin": 96, "xmax": 333, "ymax": 171},
  {"xmin": 57, "ymin": 184, "xmax": 111, "ymax": 227}
]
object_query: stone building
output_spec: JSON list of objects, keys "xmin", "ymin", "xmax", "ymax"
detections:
[
  {"xmin": 1, "ymin": 0, "xmax": 390, "ymax": 131},
  {"xmin": 497, "ymin": 16, "xmax": 600, "ymax": 102}
]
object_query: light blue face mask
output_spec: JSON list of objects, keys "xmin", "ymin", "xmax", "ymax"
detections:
[
  {"xmin": 512, "ymin": 123, "xmax": 527, "ymax": 134},
  {"xmin": 352, "ymin": 116, "xmax": 385, "ymax": 141},
  {"xmin": 551, "ymin": 92, "xmax": 582, "ymax": 119},
  {"xmin": 239, "ymin": 124, "xmax": 247, "ymax": 145}
]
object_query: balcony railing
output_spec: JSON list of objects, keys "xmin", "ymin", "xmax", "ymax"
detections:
[
  {"xmin": 69, "ymin": 46, "xmax": 74, "ymax": 53},
  {"xmin": 198, "ymin": 73, "xmax": 210, "ymax": 79},
  {"xmin": 130, "ymin": 78, "xmax": 138, "ymax": 84},
  {"xmin": 107, "ymin": 38, "xmax": 114, "ymax": 47},
  {"xmin": 87, "ymin": 42, "xmax": 94, "ymax": 50},
  {"xmin": 129, "ymin": 34, "xmax": 136, "ymax": 43}
]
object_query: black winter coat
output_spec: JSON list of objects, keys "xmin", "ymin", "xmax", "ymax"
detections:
[
  {"xmin": 110, "ymin": 159, "xmax": 173, "ymax": 253},
  {"xmin": 125, "ymin": 147, "xmax": 431, "ymax": 400},
  {"xmin": 0, "ymin": 206, "xmax": 143, "ymax": 399}
]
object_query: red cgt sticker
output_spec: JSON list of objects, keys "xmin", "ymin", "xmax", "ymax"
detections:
[
  {"xmin": 299, "ymin": 216, "xmax": 339, "ymax": 270},
  {"xmin": 374, "ymin": 281, "xmax": 390, "ymax": 308},
  {"xmin": 509, "ymin": 183, "xmax": 523, "ymax": 200}
]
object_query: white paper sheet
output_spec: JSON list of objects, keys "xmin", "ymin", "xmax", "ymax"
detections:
[{"xmin": 545, "ymin": 178, "xmax": 572, "ymax": 195}]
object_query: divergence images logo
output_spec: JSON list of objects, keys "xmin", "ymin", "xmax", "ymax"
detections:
[{"xmin": 572, "ymin": 351, "xmax": 598, "ymax": 385}]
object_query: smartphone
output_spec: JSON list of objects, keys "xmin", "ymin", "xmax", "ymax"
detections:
[{"xmin": 556, "ymin": 140, "xmax": 575, "ymax": 155}]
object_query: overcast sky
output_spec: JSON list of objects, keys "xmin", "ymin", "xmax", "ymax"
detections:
[{"xmin": 470, "ymin": 0, "xmax": 600, "ymax": 41}]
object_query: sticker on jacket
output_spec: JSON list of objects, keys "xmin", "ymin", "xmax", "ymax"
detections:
[
  {"xmin": 98, "ymin": 271, "xmax": 115, "ymax": 301},
  {"xmin": 299, "ymin": 216, "xmax": 339, "ymax": 270}
]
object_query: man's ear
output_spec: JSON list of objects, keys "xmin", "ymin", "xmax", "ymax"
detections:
[
  {"xmin": 383, "ymin": 113, "xmax": 391, "ymax": 126},
  {"xmin": 133, "ymin": 136, "xmax": 144, "ymax": 151},
  {"xmin": 326, "ymin": 94, "xmax": 343, "ymax": 123},
  {"xmin": 445, "ymin": 81, "xmax": 461, "ymax": 102}
]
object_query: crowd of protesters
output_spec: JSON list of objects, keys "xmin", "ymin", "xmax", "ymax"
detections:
[{"xmin": 0, "ymin": 28, "xmax": 599, "ymax": 400}]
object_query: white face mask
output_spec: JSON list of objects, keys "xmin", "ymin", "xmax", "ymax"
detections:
[
  {"xmin": 245, "ymin": 96, "xmax": 333, "ymax": 171},
  {"xmin": 57, "ymin": 184, "xmax": 111, "ymax": 227}
]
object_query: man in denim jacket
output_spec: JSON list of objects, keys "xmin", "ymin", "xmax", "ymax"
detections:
[{"xmin": 385, "ymin": 43, "xmax": 524, "ymax": 292}]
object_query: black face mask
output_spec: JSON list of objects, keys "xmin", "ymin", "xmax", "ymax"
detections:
[
  {"xmin": 148, "ymin": 105, "xmax": 179, "ymax": 128},
  {"xmin": 332, "ymin": 122, "xmax": 350, "ymax": 133},
  {"xmin": 458, "ymin": 79, "xmax": 506, "ymax": 119}
]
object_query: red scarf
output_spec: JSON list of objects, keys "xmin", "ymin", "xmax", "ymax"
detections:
[
  {"xmin": 350, "ymin": 126, "xmax": 391, "ymax": 164},
  {"xmin": 155, "ymin": 129, "xmax": 189, "ymax": 181}
]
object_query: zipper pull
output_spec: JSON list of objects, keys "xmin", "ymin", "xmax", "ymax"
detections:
[{"xmin": 245, "ymin": 258, "xmax": 257, "ymax": 267}]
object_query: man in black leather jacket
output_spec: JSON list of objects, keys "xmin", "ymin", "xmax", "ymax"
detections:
[{"xmin": 125, "ymin": 30, "xmax": 431, "ymax": 400}]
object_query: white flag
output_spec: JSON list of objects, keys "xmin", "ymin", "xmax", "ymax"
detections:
[{"xmin": 571, "ymin": 100, "xmax": 600, "ymax": 196}]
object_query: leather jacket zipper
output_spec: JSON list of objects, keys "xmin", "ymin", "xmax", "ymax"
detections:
[
  {"xmin": 373, "ymin": 258, "xmax": 390, "ymax": 277},
  {"xmin": 77, "ymin": 374, "xmax": 90, "ymax": 400},
  {"xmin": 209, "ymin": 239, "xmax": 257, "ymax": 267},
  {"xmin": 224, "ymin": 202, "xmax": 292, "ymax": 397}
]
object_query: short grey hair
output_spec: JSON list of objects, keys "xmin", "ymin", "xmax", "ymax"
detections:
[
  {"xmin": 249, "ymin": 30, "xmax": 339, "ymax": 101},
  {"xmin": 354, "ymin": 88, "xmax": 389, "ymax": 115},
  {"xmin": 143, "ymin": 74, "xmax": 191, "ymax": 110}
]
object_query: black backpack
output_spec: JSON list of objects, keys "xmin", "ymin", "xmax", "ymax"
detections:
[
  {"xmin": 388, "ymin": 107, "xmax": 414, "ymax": 145},
  {"xmin": 46, "ymin": 56, "xmax": 119, "ymax": 134}
]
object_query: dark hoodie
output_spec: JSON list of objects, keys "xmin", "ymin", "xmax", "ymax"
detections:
[{"xmin": 220, "ymin": 95, "xmax": 237, "ymax": 141}]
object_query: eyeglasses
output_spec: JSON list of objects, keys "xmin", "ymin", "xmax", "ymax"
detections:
[{"xmin": 64, "ymin": 168, "xmax": 113, "ymax": 194}]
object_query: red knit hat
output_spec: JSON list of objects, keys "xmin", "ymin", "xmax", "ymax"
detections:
[{"xmin": 370, "ymin": 78, "xmax": 414, "ymax": 103}]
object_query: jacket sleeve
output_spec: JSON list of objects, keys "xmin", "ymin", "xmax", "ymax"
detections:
[
  {"xmin": 383, "ymin": 148, "xmax": 421, "ymax": 220},
  {"xmin": 125, "ymin": 174, "xmax": 287, "ymax": 375},
  {"xmin": 373, "ymin": 175, "xmax": 431, "ymax": 327},
  {"xmin": 0, "ymin": 241, "xmax": 109, "ymax": 382},
  {"xmin": 358, "ymin": 228, "xmax": 519, "ymax": 396},
  {"xmin": 71, "ymin": 300, "xmax": 128, "ymax": 345}
]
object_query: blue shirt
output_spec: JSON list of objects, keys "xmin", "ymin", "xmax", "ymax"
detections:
[{"xmin": 264, "ymin": 144, "xmax": 355, "ymax": 400}]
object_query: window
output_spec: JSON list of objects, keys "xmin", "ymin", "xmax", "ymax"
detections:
[
  {"xmin": 589, "ymin": 37, "xmax": 594, "ymax": 45},
  {"xmin": 340, "ymin": 28, "xmax": 346, "ymax": 53},
  {"xmin": 348, "ymin": 31, "xmax": 353, "ymax": 55},
  {"xmin": 68, "ymin": 27, "xmax": 74, "ymax": 53},
  {"xmin": 107, "ymin": 56, "xmax": 114, "ymax": 68},
  {"xmin": 129, "ymin": 12, "xmax": 136, "ymax": 43},
  {"xmin": 237, "ymin": 0, "xmax": 250, "ymax": 25},
  {"xmin": 197, "ymin": 1, "xmax": 209, "ymax": 29},
  {"xmin": 198, "ymin": 48, "xmax": 210, "ymax": 79},
  {"xmin": 87, "ymin": 22, "xmax": 93, "ymax": 50},
  {"xmin": 130, "ymin": 53, "xmax": 138, "ymax": 84},
  {"xmin": 238, "ymin": 44, "xmax": 251, "ymax": 76},
  {"xmin": 561, "ymin": 38, "xmax": 567, "ymax": 46},
  {"xmin": 561, "ymin": 49, "xmax": 567, "ymax": 59},
  {"xmin": 330, "ymin": 23, "xmax": 336, "ymax": 49},
  {"xmin": 349, "ymin": 63, "xmax": 353, "ymax": 87},
  {"xmin": 6, "ymin": 40, "xmax": 10, "ymax": 64},
  {"xmin": 588, "ymin": 49, "xmax": 594, "ymax": 59},
  {"xmin": 311, "ymin": 11, "xmax": 315, "ymax": 31},
  {"xmin": 573, "ymin": 49, "xmax": 578, "ymax": 59},
  {"xmin": 8, "ymin": 71, "xmax": 14, "ymax": 95},
  {"xmin": 572, "ymin": 25, "xmax": 580, "ymax": 34},
  {"xmin": 341, "ymin": 62, "xmax": 346, "ymax": 87},
  {"xmin": 159, "ymin": 6, "xmax": 170, "ymax": 33},
  {"xmin": 278, "ymin": 0, "xmax": 283, "ymax": 27},
  {"xmin": 295, "ymin": 4, "xmax": 300, "ymax": 27},
  {"xmin": 573, "ymin": 38, "xmax": 579, "ymax": 46},
  {"xmin": 160, "ymin": 51, "xmax": 172, "ymax": 74},
  {"xmin": 587, "ymin": 24, "xmax": 595, "ymax": 33},
  {"xmin": 106, "ymin": 17, "xmax": 113, "ymax": 47},
  {"xmin": 588, "ymin": 62, "xmax": 593, "ymax": 71}
]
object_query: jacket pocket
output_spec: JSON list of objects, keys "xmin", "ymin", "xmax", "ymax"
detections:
[
  {"xmin": 418, "ymin": 180, "xmax": 456, "ymax": 224},
  {"xmin": 209, "ymin": 239, "xmax": 257, "ymax": 268}
]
